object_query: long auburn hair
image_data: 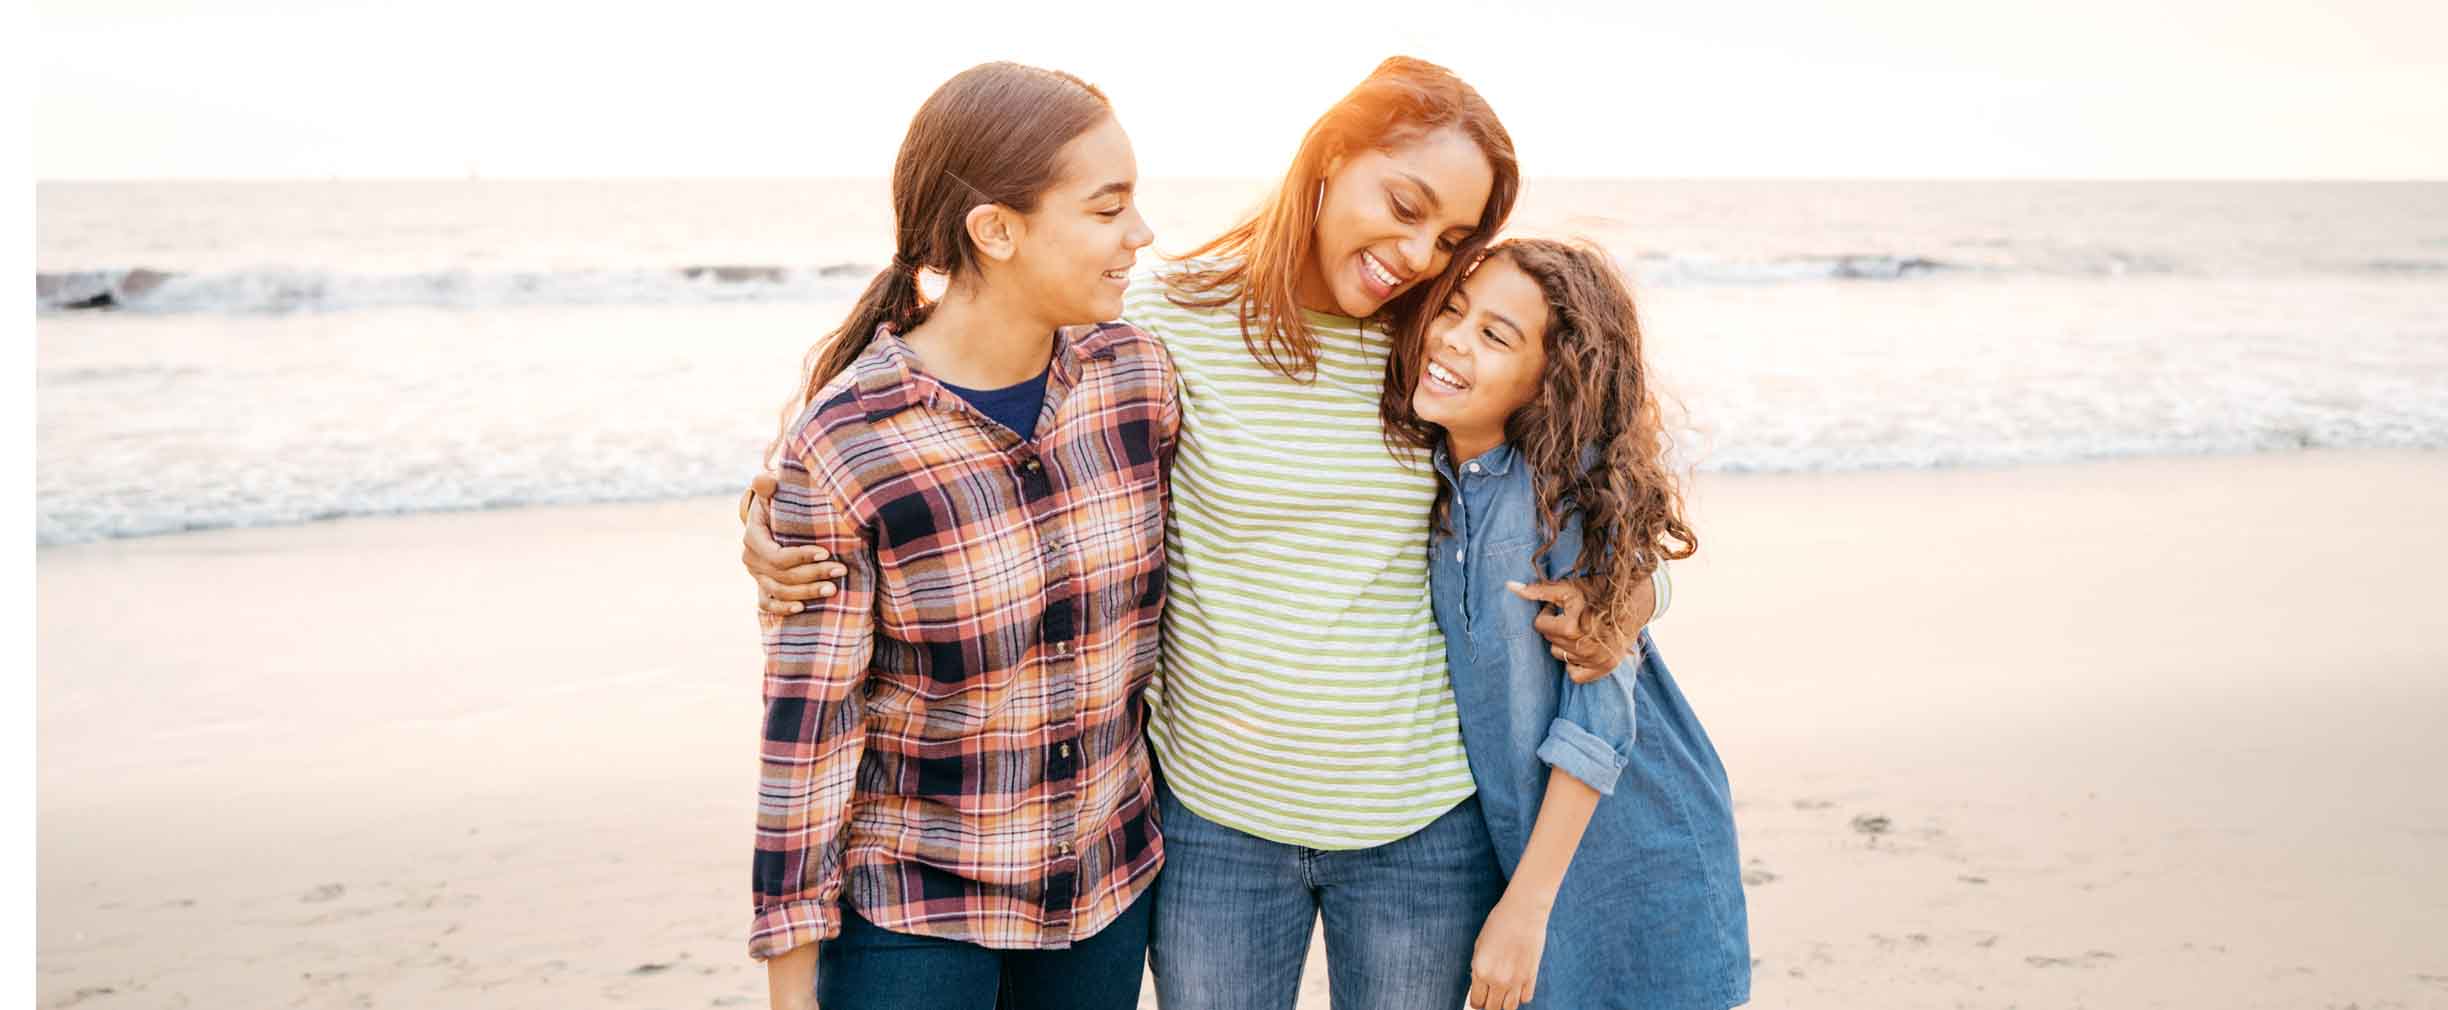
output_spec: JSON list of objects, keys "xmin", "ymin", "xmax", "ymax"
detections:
[
  {"xmin": 1409, "ymin": 238, "xmax": 1697, "ymax": 645},
  {"xmin": 1163, "ymin": 56, "xmax": 1519, "ymax": 390},
  {"xmin": 768, "ymin": 62, "xmax": 1111, "ymax": 458}
]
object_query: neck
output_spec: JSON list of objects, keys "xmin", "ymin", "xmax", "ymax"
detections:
[
  {"xmin": 902, "ymin": 278, "xmax": 1058, "ymax": 388},
  {"xmin": 1445, "ymin": 426, "xmax": 1505, "ymax": 467},
  {"xmin": 1291, "ymin": 252, "xmax": 1342, "ymax": 316}
]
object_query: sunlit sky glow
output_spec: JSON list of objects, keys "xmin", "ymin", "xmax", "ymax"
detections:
[{"xmin": 33, "ymin": 0, "xmax": 2448, "ymax": 180}]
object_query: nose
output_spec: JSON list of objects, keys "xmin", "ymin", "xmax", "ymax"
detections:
[
  {"xmin": 1433, "ymin": 309, "xmax": 1470, "ymax": 355},
  {"xmin": 1124, "ymin": 208, "xmax": 1155, "ymax": 251},
  {"xmin": 1397, "ymin": 229, "xmax": 1437, "ymax": 276}
]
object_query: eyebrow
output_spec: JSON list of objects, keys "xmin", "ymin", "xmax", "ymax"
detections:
[
  {"xmin": 1395, "ymin": 171, "xmax": 1442, "ymax": 213},
  {"xmin": 1483, "ymin": 308, "xmax": 1526, "ymax": 343},
  {"xmin": 1086, "ymin": 180, "xmax": 1134, "ymax": 201}
]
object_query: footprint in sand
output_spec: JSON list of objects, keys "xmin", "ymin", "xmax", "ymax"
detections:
[
  {"xmin": 50, "ymin": 986, "xmax": 116, "ymax": 1009},
  {"xmin": 300, "ymin": 883, "xmax": 346, "ymax": 903},
  {"xmin": 1793, "ymin": 798, "xmax": 1836, "ymax": 811}
]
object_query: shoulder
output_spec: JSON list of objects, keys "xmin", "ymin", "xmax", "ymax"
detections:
[
  {"xmin": 1123, "ymin": 259, "xmax": 1240, "ymax": 332},
  {"xmin": 779, "ymin": 346, "xmax": 904, "ymax": 494}
]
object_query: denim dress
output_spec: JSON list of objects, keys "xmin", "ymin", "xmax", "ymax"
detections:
[{"xmin": 1428, "ymin": 442, "xmax": 1751, "ymax": 1010}]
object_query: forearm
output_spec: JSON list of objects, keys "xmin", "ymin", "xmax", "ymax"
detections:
[
  {"xmin": 1504, "ymin": 768, "xmax": 1601, "ymax": 906},
  {"xmin": 752, "ymin": 458, "xmax": 876, "ymax": 957},
  {"xmin": 764, "ymin": 942, "xmax": 819, "ymax": 1010}
]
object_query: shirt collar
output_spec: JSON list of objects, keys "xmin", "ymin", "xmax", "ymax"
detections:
[
  {"xmin": 1431, "ymin": 439, "xmax": 1519, "ymax": 484},
  {"xmin": 852, "ymin": 321, "xmax": 1124, "ymax": 422}
]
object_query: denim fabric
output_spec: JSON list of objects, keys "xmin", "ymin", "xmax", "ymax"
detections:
[
  {"xmin": 1428, "ymin": 442, "xmax": 1752, "ymax": 1010},
  {"xmin": 814, "ymin": 886, "xmax": 1151, "ymax": 1010},
  {"xmin": 1146, "ymin": 778, "xmax": 1506, "ymax": 1010}
]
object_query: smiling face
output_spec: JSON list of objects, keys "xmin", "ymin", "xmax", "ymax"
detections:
[
  {"xmin": 1411, "ymin": 253, "xmax": 1551, "ymax": 458},
  {"xmin": 1302, "ymin": 126, "xmax": 1496, "ymax": 318},
  {"xmin": 1007, "ymin": 115, "xmax": 1155, "ymax": 325}
]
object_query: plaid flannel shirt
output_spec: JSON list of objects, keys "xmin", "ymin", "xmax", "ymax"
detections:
[{"xmin": 749, "ymin": 321, "xmax": 1176, "ymax": 960}]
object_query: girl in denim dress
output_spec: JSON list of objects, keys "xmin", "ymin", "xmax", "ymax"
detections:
[{"xmin": 1403, "ymin": 238, "xmax": 1751, "ymax": 1010}]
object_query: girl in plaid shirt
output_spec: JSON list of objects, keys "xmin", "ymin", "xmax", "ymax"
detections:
[{"xmin": 747, "ymin": 63, "xmax": 1175, "ymax": 1010}]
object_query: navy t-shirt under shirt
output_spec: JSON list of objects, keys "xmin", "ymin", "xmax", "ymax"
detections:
[{"xmin": 942, "ymin": 364, "xmax": 1053, "ymax": 442}]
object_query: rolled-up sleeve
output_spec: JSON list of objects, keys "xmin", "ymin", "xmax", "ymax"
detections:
[
  {"xmin": 749, "ymin": 447, "xmax": 877, "ymax": 960},
  {"xmin": 1539, "ymin": 654, "xmax": 1639, "ymax": 796}
]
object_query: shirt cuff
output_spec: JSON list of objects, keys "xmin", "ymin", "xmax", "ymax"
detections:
[
  {"xmin": 749, "ymin": 899, "xmax": 839, "ymax": 961},
  {"xmin": 1537, "ymin": 717, "xmax": 1632, "ymax": 797}
]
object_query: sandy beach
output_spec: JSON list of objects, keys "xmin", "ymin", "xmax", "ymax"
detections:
[{"xmin": 35, "ymin": 449, "xmax": 2448, "ymax": 1010}]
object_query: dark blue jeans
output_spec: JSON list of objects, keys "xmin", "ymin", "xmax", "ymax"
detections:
[{"xmin": 815, "ymin": 887, "xmax": 1152, "ymax": 1010}]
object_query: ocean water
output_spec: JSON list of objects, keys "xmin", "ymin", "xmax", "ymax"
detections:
[{"xmin": 34, "ymin": 179, "xmax": 2448, "ymax": 545}]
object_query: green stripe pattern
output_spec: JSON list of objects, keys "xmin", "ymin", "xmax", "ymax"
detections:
[{"xmin": 1127, "ymin": 271, "xmax": 1475, "ymax": 850}]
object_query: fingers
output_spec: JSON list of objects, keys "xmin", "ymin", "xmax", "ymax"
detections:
[
  {"xmin": 1498, "ymin": 985, "xmax": 1524, "ymax": 1010},
  {"xmin": 776, "ymin": 559, "xmax": 847, "ymax": 584},
  {"xmin": 1504, "ymin": 579, "xmax": 1570, "ymax": 605},
  {"xmin": 751, "ymin": 472, "xmax": 779, "ymax": 499},
  {"xmin": 1468, "ymin": 978, "xmax": 1490, "ymax": 1010},
  {"xmin": 757, "ymin": 592, "xmax": 800, "ymax": 616},
  {"xmin": 756, "ymin": 573, "xmax": 838, "ymax": 604},
  {"xmin": 1565, "ymin": 661, "xmax": 1607, "ymax": 684}
]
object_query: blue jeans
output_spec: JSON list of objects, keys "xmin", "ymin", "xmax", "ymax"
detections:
[
  {"xmin": 815, "ymin": 887, "xmax": 1153, "ymax": 1010},
  {"xmin": 1148, "ymin": 782, "xmax": 1505, "ymax": 1010}
]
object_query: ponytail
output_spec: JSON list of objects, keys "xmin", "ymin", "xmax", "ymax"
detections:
[{"xmin": 765, "ymin": 259, "xmax": 927, "ymax": 465}]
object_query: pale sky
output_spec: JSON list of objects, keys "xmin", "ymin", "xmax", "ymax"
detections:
[{"xmin": 31, "ymin": 0, "xmax": 2448, "ymax": 180}]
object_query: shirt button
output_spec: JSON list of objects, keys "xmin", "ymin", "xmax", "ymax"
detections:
[
  {"xmin": 1053, "ymin": 641, "xmax": 1072, "ymax": 656},
  {"xmin": 1024, "ymin": 459, "xmax": 1042, "ymax": 473},
  {"xmin": 1055, "ymin": 842, "xmax": 1073, "ymax": 857},
  {"xmin": 1455, "ymin": 548, "xmax": 1465, "ymax": 562},
  {"xmin": 1057, "ymin": 742, "xmax": 1072, "ymax": 759},
  {"xmin": 1467, "ymin": 461, "xmax": 1481, "ymax": 473}
]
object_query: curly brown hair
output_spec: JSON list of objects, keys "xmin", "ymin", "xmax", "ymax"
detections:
[{"xmin": 1390, "ymin": 238, "xmax": 1697, "ymax": 644}]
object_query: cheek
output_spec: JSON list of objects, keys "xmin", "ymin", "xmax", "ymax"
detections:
[{"xmin": 1492, "ymin": 360, "xmax": 1545, "ymax": 413}]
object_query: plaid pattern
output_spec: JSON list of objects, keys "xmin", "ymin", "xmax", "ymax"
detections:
[{"xmin": 750, "ymin": 321, "xmax": 1177, "ymax": 960}]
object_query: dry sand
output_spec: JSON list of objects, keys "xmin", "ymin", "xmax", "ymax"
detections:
[{"xmin": 36, "ymin": 450, "xmax": 2448, "ymax": 1009}]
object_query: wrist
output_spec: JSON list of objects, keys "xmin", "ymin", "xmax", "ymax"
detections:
[{"xmin": 1501, "ymin": 880, "xmax": 1560, "ymax": 913}]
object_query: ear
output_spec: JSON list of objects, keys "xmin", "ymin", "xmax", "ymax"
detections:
[{"xmin": 965, "ymin": 204, "xmax": 1024, "ymax": 265}]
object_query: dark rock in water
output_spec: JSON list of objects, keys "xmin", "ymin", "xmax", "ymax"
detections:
[
  {"xmin": 64, "ymin": 291, "xmax": 118, "ymax": 310},
  {"xmin": 682, "ymin": 265, "xmax": 787, "ymax": 284}
]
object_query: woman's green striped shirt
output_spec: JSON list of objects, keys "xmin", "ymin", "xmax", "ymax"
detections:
[{"xmin": 1127, "ymin": 269, "xmax": 1476, "ymax": 850}]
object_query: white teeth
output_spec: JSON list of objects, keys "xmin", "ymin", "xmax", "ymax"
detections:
[
  {"xmin": 1425, "ymin": 360, "xmax": 1469, "ymax": 391},
  {"xmin": 1362, "ymin": 252, "xmax": 1401, "ymax": 289}
]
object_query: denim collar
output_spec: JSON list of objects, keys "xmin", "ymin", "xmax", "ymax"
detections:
[{"xmin": 1432, "ymin": 440, "xmax": 1520, "ymax": 486}]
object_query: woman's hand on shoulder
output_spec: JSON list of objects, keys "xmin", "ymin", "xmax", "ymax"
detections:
[
  {"xmin": 742, "ymin": 472, "xmax": 847, "ymax": 615},
  {"xmin": 1506, "ymin": 574, "xmax": 1652, "ymax": 684}
]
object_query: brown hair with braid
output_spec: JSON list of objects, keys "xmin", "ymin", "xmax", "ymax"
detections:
[
  {"xmin": 1401, "ymin": 238, "xmax": 1697, "ymax": 644},
  {"xmin": 1162, "ymin": 55, "xmax": 1518, "ymax": 383},
  {"xmin": 766, "ymin": 62, "xmax": 1111, "ymax": 461}
]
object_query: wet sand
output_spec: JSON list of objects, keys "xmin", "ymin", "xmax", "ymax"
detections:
[{"xmin": 35, "ymin": 450, "xmax": 2448, "ymax": 1009}]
